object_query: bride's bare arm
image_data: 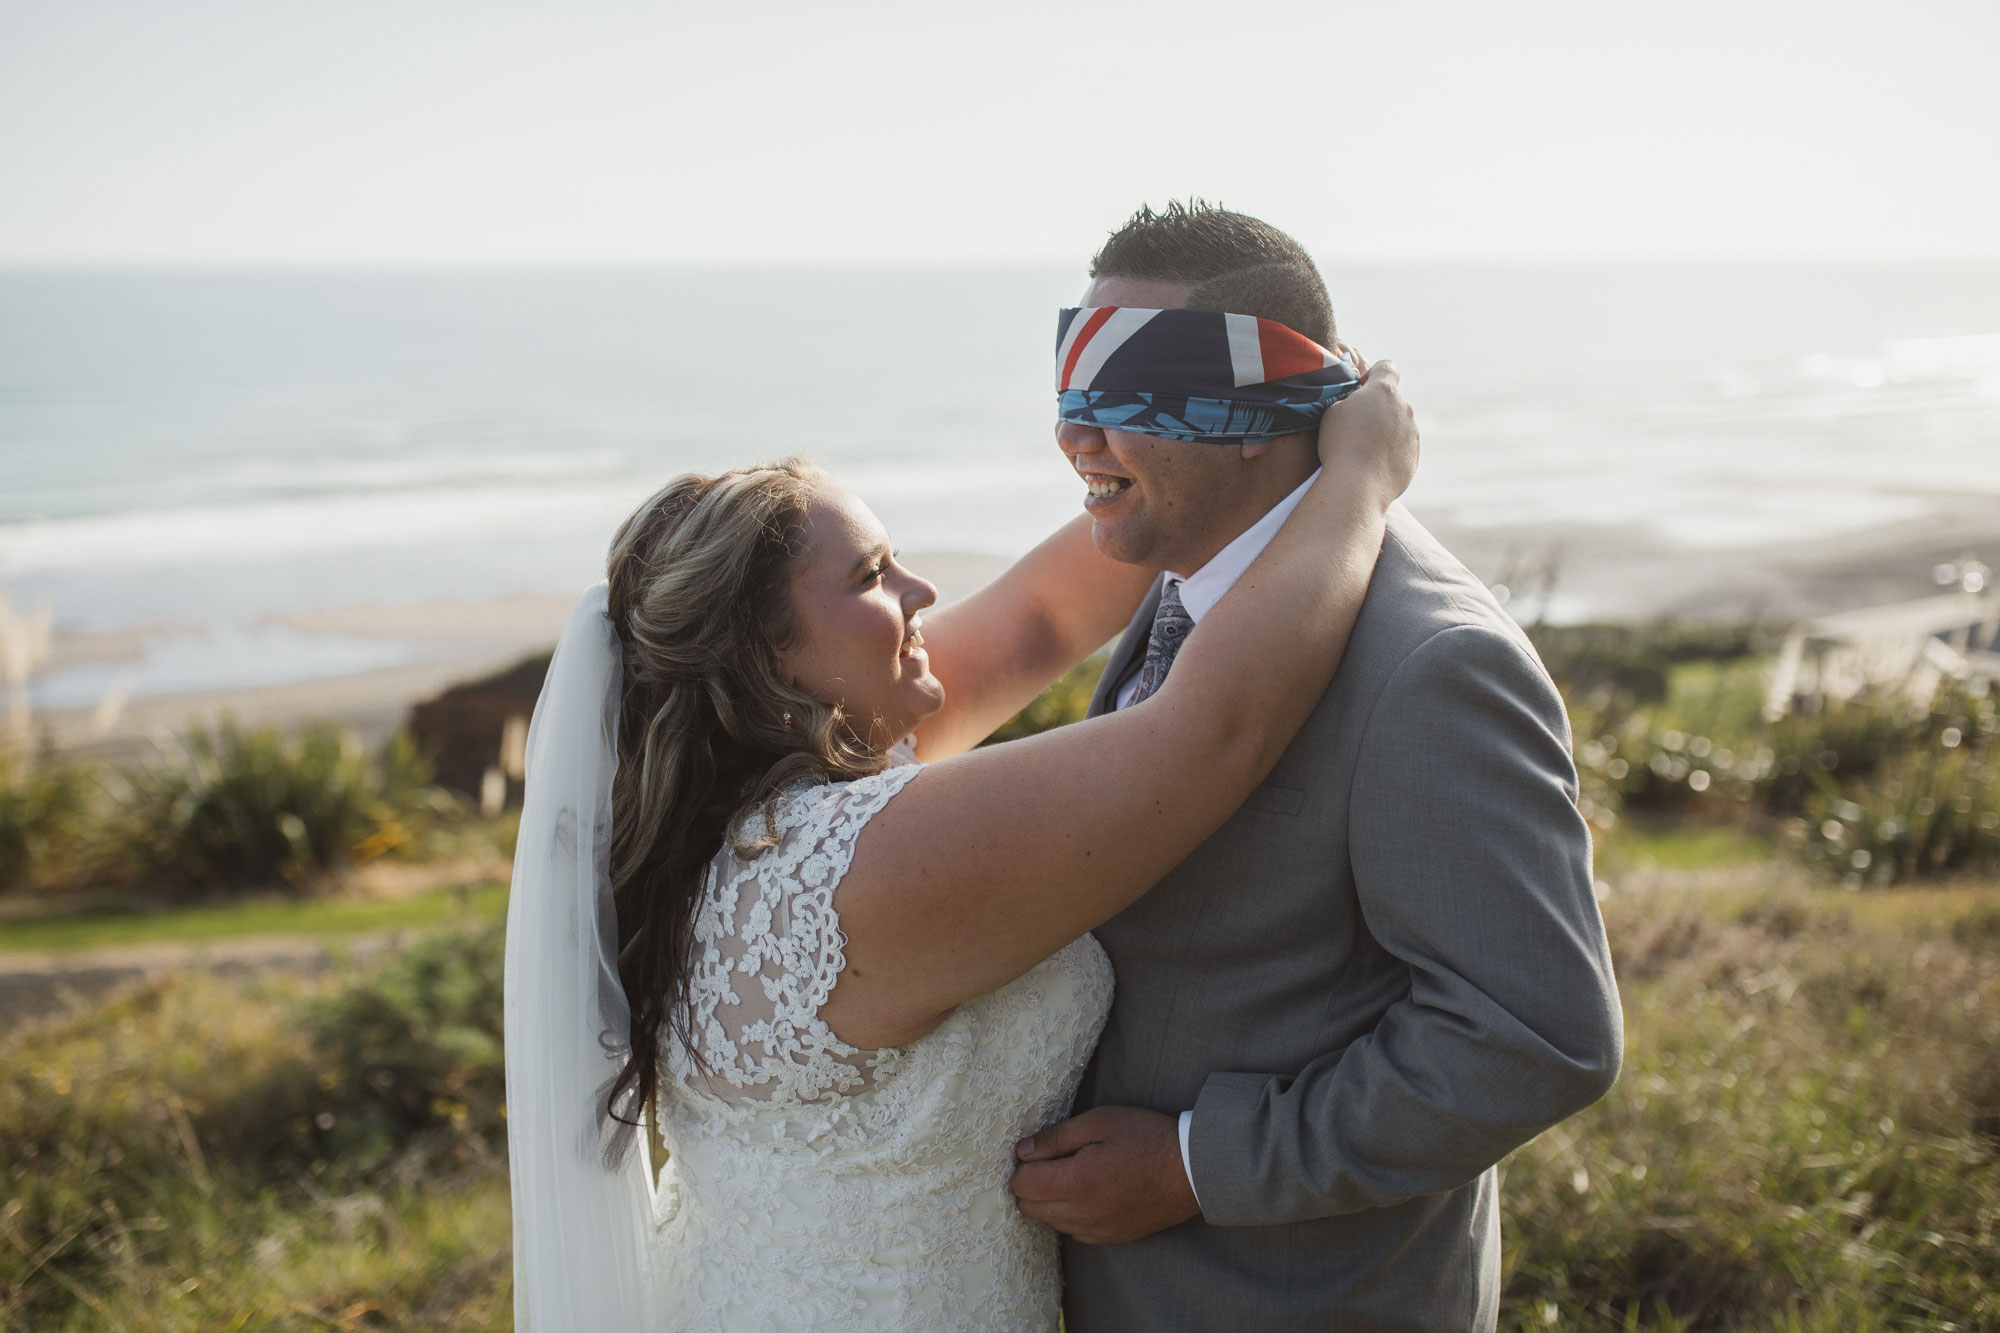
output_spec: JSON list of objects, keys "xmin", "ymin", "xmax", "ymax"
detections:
[
  {"xmin": 823, "ymin": 366, "xmax": 1418, "ymax": 1048},
  {"xmin": 909, "ymin": 517, "xmax": 1156, "ymax": 762}
]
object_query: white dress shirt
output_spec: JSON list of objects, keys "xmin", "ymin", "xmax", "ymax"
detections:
[{"xmin": 1108, "ymin": 469, "xmax": 1320, "ymax": 1201}]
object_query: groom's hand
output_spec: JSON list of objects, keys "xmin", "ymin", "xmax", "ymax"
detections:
[{"xmin": 1009, "ymin": 1105, "xmax": 1199, "ymax": 1245}]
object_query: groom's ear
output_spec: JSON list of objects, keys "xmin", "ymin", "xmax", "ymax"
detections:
[{"xmin": 1239, "ymin": 427, "xmax": 1316, "ymax": 463}]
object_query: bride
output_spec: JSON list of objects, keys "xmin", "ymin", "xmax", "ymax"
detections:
[{"xmin": 505, "ymin": 365, "xmax": 1417, "ymax": 1330}]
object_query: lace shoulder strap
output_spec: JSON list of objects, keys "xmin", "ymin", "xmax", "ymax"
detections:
[{"xmin": 676, "ymin": 760, "xmax": 923, "ymax": 1106}]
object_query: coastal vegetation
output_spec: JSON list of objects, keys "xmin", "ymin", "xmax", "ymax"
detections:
[
  {"xmin": 118, "ymin": 724, "xmax": 453, "ymax": 896},
  {"xmin": 8, "ymin": 621, "xmax": 1994, "ymax": 904},
  {"xmin": 3, "ymin": 622, "xmax": 1997, "ymax": 1327},
  {"xmin": 6, "ymin": 868, "xmax": 1995, "ymax": 1329},
  {"xmin": 1, "ymin": 722, "xmax": 491, "ymax": 901},
  {"xmin": 1504, "ymin": 880, "xmax": 2000, "ymax": 1329},
  {"xmin": 1542, "ymin": 624, "xmax": 2000, "ymax": 887},
  {"xmin": 1, "ymin": 924, "xmax": 513, "ymax": 1331},
  {"xmin": 0, "ymin": 751, "xmax": 96, "ymax": 896}
]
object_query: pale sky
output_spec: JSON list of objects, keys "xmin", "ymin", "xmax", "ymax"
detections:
[{"xmin": 2, "ymin": 0, "xmax": 1996, "ymax": 265}]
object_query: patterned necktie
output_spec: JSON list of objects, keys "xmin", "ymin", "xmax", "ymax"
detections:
[{"xmin": 1127, "ymin": 580, "xmax": 1194, "ymax": 707}]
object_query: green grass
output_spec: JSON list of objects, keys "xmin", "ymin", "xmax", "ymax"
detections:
[
  {"xmin": 0, "ymin": 882, "xmax": 507, "ymax": 955},
  {"xmin": 1659, "ymin": 655, "xmax": 1772, "ymax": 740},
  {"xmin": 1599, "ymin": 821, "xmax": 1778, "ymax": 873}
]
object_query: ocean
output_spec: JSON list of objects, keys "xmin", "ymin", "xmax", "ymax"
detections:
[{"xmin": 4, "ymin": 263, "xmax": 1999, "ymax": 711}]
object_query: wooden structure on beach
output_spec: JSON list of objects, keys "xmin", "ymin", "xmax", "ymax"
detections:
[{"xmin": 1764, "ymin": 591, "xmax": 2000, "ymax": 718}]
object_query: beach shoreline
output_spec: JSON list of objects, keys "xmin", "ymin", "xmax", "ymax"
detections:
[
  {"xmin": 28, "ymin": 508, "xmax": 2000, "ymax": 760},
  {"xmin": 31, "ymin": 553, "xmax": 1019, "ymax": 759}
]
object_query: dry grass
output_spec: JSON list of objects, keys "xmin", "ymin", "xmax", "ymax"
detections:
[
  {"xmin": 1501, "ymin": 881, "xmax": 2000, "ymax": 1330},
  {"xmin": 1, "ymin": 929, "xmax": 511, "ymax": 1332},
  {"xmin": 5, "ymin": 876, "xmax": 1997, "ymax": 1329}
]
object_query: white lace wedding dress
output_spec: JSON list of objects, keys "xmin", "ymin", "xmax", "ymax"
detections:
[{"xmin": 651, "ymin": 752, "xmax": 1114, "ymax": 1331}]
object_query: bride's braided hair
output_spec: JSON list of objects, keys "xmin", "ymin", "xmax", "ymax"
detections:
[{"xmin": 603, "ymin": 458, "xmax": 883, "ymax": 1127}]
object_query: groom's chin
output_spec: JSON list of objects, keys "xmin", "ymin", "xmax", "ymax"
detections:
[{"xmin": 1088, "ymin": 515, "xmax": 1155, "ymax": 569}]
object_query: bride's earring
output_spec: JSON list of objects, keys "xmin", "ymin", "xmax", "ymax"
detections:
[{"xmin": 782, "ymin": 711, "xmax": 793, "ymax": 729}]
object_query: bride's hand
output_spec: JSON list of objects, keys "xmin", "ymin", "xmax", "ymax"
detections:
[{"xmin": 1316, "ymin": 359, "xmax": 1419, "ymax": 511}]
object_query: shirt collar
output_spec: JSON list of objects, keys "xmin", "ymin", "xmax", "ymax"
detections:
[{"xmin": 1166, "ymin": 469, "xmax": 1321, "ymax": 624}]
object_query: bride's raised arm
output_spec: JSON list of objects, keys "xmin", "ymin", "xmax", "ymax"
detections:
[
  {"xmin": 822, "ymin": 365, "xmax": 1418, "ymax": 1049},
  {"xmin": 910, "ymin": 515, "xmax": 1156, "ymax": 762}
]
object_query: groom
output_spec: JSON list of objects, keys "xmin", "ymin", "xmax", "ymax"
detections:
[{"xmin": 1010, "ymin": 203, "xmax": 1624, "ymax": 1331}]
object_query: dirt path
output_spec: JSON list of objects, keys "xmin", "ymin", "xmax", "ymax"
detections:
[
  {"xmin": 0, "ymin": 932, "xmax": 404, "ymax": 1028},
  {"xmin": 0, "ymin": 856, "xmax": 1811, "ymax": 1031}
]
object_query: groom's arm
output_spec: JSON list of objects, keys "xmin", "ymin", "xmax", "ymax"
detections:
[
  {"xmin": 1014, "ymin": 619, "xmax": 1621, "ymax": 1240},
  {"xmin": 1188, "ymin": 621, "xmax": 1622, "ymax": 1224}
]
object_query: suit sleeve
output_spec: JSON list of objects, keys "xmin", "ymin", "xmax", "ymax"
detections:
[{"xmin": 1188, "ymin": 622, "xmax": 1623, "ymax": 1225}]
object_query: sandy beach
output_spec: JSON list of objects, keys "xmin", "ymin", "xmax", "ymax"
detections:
[
  {"xmin": 33, "ymin": 553, "xmax": 1020, "ymax": 759},
  {"xmin": 27, "ymin": 500, "xmax": 2000, "ymax": 764},
  {"xmin": 1425, "ymin": 497, "xmax": 2000, "ymax": 626}
]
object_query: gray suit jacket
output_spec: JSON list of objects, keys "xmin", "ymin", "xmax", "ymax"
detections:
[{"xmin": 1062, "ymin": 506, "xmax": 1623, "ymax": 1332}]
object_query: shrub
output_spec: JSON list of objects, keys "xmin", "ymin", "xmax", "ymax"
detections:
[
  {"xmin": 1557, "ymin": 648, "xmax": 1773, "ymax": 832},
  {"xmin": 0, "ymin": 948, "xmax": 512, "ymax": 1330},
  {"xmin": 0, "ymin": 969, "xmax": 326, "ymax": 1325},
  {"xmin": 1752, "ymin": 690, "xmax": 1948, "ymax": 818},
  {"xmin": 1797, "ymin": 727, "xmax": 2000, "ymax": 886},
  {"xmin": 0, "ymin": 751, "xmax": 106, "ymax": 894},
  {"xmin": 1569, "ymin": 656, "xmax": 2000, "ymax": 885},
  {"xmin": 116, "ymin": 721, "xmax": 457, "ymax": 895},
  {"xmin": 300, "ymin": 923, "xmax": 507, "ymax": 1173},
  {"xmin": 1529, "ymin": 621, "xmax": 1776, "ymax": 714},
  {"xmin": 1531, "ymin": 625, "xmax": 1674, "ymax": 708},
  {"xmin": 982, "ymin": 654, "xmax": 1104, "ymax": 745}
]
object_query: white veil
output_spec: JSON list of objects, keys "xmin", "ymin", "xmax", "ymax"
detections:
[{"xmin": 503, "ymin": 582, "xmax": 667, "ymax": 1329}]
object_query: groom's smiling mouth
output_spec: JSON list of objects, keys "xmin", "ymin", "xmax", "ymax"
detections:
[{"xmin": 1079, "ymin": 468, "xmax": 1135, "ymax": 507}]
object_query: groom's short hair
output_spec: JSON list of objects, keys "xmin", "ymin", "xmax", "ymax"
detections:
[{"xmin": 1090, "ymin": 200, "xmax": 1336, "ymax": 348}]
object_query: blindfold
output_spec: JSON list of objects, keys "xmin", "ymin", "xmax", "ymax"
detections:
[{"xmin": 1056, "ymin": 306, "xmax": 1361, "ymax": 444}]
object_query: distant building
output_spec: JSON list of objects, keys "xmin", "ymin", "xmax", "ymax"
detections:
[{"xmin": 1765, "ymin": 592, "xmax": 2000, "ymax": 718}]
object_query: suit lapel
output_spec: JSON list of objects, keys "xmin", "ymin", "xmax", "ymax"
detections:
[{"xmin": 1087, "ymin": 576, "xmax": 1164, "ymax": 719}]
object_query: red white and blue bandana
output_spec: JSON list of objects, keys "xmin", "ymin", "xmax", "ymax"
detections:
[{"xmin": 1056, "ymin": 306, "xmax": 1362, "ymax": 444}]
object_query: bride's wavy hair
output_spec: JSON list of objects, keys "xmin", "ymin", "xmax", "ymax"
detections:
[{"xmin": 603, "ymin": 457, "xmax": 885, "ymax": 1127}]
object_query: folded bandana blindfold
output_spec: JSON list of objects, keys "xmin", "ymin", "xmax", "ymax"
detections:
[{"xmin": 1056, "ymin": 306, "xmax": 1362, "ymax": 444}]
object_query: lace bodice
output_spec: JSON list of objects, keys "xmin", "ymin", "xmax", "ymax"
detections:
[
  {"xmin": 653, "ymin": 754, "xmax": 1113, "ymax": 1331},
  {"xmin": 674, "ymin": 765, "xmax": 900, "ymax": 1111}
]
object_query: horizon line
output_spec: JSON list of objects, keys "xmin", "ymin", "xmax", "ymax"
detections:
[{"xmin": 6, "ymin": 254, "xmax": 2000, "ymax": 273}]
